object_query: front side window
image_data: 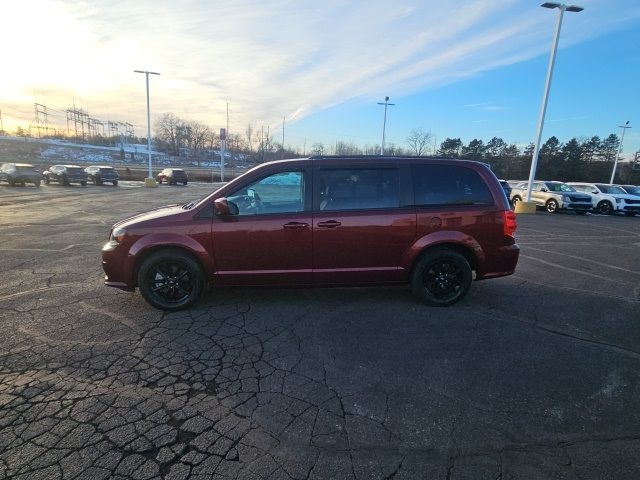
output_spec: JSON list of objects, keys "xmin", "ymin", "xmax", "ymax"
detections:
[
  {"xmin": 413, "ymin": 165, "xmax": 493, "ymax": 206},
  {"xmin": 227, "ymin": 171, "xmax": 305, "ymax": 216},
  {"xmin": 317, "ymin": 168, "xmax": 399, "ymax": 211}
]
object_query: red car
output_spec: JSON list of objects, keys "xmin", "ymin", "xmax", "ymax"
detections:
[{"xmin": 102, "ymin": 156, "xmax": 519, "ymax": 310}]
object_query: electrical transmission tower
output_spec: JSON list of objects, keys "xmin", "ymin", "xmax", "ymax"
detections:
[{"xmin": 30, "ymin": 103, "xmax": 54, "ymax": 138}]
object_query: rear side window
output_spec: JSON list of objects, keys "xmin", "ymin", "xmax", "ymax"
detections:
[
  {"xmin": 317, "ymin": 168, "xmax": 399, "ymax": 211},
  {"xmin": 413, "ymin": 165, "xmax": 493, "ymax": 206}
]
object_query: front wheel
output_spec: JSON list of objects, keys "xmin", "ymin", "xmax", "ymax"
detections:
[
  {"xmin": 597, "ymin": 201, "xmax": 613, "ymax": 215},
  {"xmin": 411, "ymin": 249, "xmax": 472, "ymax": 307},
  {"xmin": 137, "ymin": 249, "xmax": 205, "ymax": 311},
  {"xmin": 511, "ymin": 196, "xmax": 522, "ymax": 209},
  {"xmin": 545, "ymin": 199, "xmax": 559, "ymax": 213},
  {"xmin": 183, "ymin": 181, "xmax": 187, "ymax": 186}
]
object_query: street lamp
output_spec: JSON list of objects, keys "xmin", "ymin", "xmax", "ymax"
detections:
[
  {"xmin": 609, "ymin": 121, "xmax": 631, "ymax": 184},
  {"xmin": 377, "ymin": 96, "xmax": 395, "ymax": 155},
  {"xmin": 134, "ymin": 69, "xmax": 160, "ymax": 187},
  {"xmin": 522, "ymin": 3, "xmax": 583, "ymax": 210}
]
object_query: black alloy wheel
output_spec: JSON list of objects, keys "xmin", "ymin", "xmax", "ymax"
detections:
[
  {"xmin": 411, "ymin": 249, "xmax": 472, "ymax": 307},
  {"xmin": 138, "ymin": 250, "xmax": 204, "ymax": 311},
  {"xmin": 597, "ymin": 201, "xmax": 613, "ymax": 215},
  {"xmin": 546, "ymin": 199, "xmax": 559, "ymax": 213}
]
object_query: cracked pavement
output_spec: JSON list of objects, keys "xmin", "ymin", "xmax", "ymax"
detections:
[{"xmin": 1, "ymin": 182, "xmax": 640, "ymax": 479}]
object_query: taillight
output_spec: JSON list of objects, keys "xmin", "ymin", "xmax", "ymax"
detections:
[{"xmin": 502, "ymin": 210, "xmax": 517, "ymax": 238}]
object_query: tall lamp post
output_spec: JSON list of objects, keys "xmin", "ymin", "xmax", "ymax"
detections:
[
  {"xmin": 522, "ymin": 3, "xmax": 583, "ymax": 210},
  {"xmin": 377, "ymin": 96, "xmax": 395, "ymax": 155},
  {"xmin": 609, "ymin": 121, "xmax": 631, "ymax": 184},
  {"xmin": 134, "ymin": 69, "xmax": 160, "ymax": 187}
]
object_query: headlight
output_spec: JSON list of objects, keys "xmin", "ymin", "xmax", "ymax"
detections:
[{"xmin": 110, "ymin": 227, "xmax": 127, "ymax": 244}]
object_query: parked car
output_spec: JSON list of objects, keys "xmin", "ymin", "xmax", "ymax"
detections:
[
  {"xmin": 42, "ymin": 165, "xmax": 88, "ymax": 186},
  {"xmin": 85, "ymin": 166, "xmax": 119, "ymax": 186},
  {"xmin": 618, "ymin": 185, "xmax": 640, "ymax": 197},
  {"xmin": 568, "ymin": 182, "xmax": 640, "ymax": 216},
  {"xmin": 498, "ymin": 180, "xmax": 512, "ymax": 200},
  {"xmin": 157, "ymin": 168, "xmax": 188, "ymax": 185},
  {"xmin": 510, "ymin": 181, "xmax": 592, "ymax": 214},
  {"xmin": 103, "ymin": 156, "xmax": 519, "ymax": 311},
  {"xmin": 0, "ymin": 163, "xmax": 41, "ymax": 187}
]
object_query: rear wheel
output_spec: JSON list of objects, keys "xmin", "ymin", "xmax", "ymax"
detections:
[
  {"xmin": 411, "ymin": 249, "xmax": 472, "ymax": 307},
  {"xmin": 545, "ymin": 199, "xmax": 559, "ymax": 213},
  {"xmin": 62, "ymin": 175, "xmax": 69, "ymax": 186},
  {"xmin": 138, "ymin": 249, "xmax": 205, "ymax": 311},
  {"xmin": 81, "ymin": 181, "xmax": 87, "ymax": 186},
  {"xmin": 597, "ymin": 201, "xmax": 613, "ymax": 215},
  {"xmin": 183, "ymin": 181, "xmax": 187, "ymax": 186},
  {"xmin": 8, "ymin": 177, "xmax": 15, "ymax": 186}
]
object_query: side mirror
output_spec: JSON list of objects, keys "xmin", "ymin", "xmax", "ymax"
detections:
[
  {"xmin": 214, "ymin": 198, "xmax": 238, "ymax": 216},
  {"xmin": 591, "ymin": 190, "xmax": 598, "ymax": 194},
  {"xmin": 540, "ymin": 188, "xmax": 548, "ymax": 192}
]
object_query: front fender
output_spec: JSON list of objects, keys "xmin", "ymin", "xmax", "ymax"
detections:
[
  {"xmin": 400, "ymin": 230, "xmax": 485, "ymax": 276},
  {"xmin": 128, "ymin": 232, "xmax": 215, "ymax": 281}
]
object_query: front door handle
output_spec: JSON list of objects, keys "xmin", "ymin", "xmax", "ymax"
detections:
[
  {"xmin": 317, "ymin": 220, "xmax": 341, "ymax": 228},
  {"xmin": 283, "ymin": 221, "xmax": 309, "ymax": 229}
]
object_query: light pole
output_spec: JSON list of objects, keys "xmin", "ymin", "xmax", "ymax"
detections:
[
  {"xmin": 134, "ymin": 69, "xmax": 160, "ymax": 186},
  {"xmin": 523, "ymin": 3, "xmax": 583, "ymax": 208},
  {"xmin": 377, "ymin": 96, "xmax": 395, "ymax": 155},
  {"xmin": 609, "ymin": 121, "xmax": 631, "ymax": 184}
]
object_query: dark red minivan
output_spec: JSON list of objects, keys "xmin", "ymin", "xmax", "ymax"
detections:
[{"xmin": 102, "ymin": 156, "xmax": 519, "ymax": 310}]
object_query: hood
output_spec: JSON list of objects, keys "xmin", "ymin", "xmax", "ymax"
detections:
[{"xmin": 113, "ymin": 204, "xmax": 184, "ymax": 229}]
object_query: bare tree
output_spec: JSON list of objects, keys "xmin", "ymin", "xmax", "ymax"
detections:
[
  {"xmin": 406, "ymin": 128, "xmax": 433, "ymax": 156},
  {"xmin": 155, "ymin": 113, "xmax": 182, "ymax": 154}
]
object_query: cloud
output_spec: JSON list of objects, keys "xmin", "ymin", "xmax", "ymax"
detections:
[{"xmin": 1, "ymin": 0, "xmax": 639, "ymax": 136}]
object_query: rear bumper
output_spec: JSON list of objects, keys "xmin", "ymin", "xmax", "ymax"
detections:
[{"xmin": 477, "ymin": 243, "xmax": 520, "ymax": 280}]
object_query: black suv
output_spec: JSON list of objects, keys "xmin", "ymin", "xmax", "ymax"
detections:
[
  {"xmin": 0, "ymin": 163, "xmax": 41, "ymax": 187},
  {"xmin": 157, "ymin": 168, "xmax": 188, "ymax": 185},
  {"xmin": 43, "ymin": 165, "xmax": 88, "ymax": 186},
  {"xmin": 85, "ymin": 166, "xmax": 119, "ymax": 186}
]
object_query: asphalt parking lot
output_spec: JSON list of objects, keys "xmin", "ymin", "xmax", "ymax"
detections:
[{"xmin": 1, "ymin": 182, "xmax": 640, "ymax": 480}]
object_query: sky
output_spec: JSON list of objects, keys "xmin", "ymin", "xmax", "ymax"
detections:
[{"xmin": 1, "ymin": 0, "xmax": 639, "ymax": 157}]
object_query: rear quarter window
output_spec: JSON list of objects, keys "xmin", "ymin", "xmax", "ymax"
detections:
[{"xmin": 413, "ymin": 164, "xmax": 493, "ymax": 206}]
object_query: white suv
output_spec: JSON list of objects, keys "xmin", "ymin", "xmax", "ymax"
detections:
[{"xmin": 568, "ymin": 183, "xmax": 640, "ymax": 216}]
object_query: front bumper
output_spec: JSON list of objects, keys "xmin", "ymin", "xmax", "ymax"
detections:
[{"xmin": 102, "ymin": 241, "xmax": 135, "ymax": 291}]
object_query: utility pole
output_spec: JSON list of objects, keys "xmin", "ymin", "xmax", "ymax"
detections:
[
  {"xmin": 524, "ymin": 3, "xmax": 583, "ymax": 206},
  {"xmin": 281, "ymin": 116, "xmax": 285, "ymax": 159},
  {"xmin": 134, "ymin": 69, "xmax": 160, "ymax": 186},
  {"xmin": 0, "ymin": 107, "xmax": 4, "ymax": 133},
  {"xmin": 610, "ymin": 121, "xmax": 631, "ymax": 184},
  {"xmin": 377, "ymin": 96, "xmax": 395, "ymax": 155}
]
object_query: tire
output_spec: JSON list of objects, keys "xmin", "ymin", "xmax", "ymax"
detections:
[
  {"xmin": 545, "ymin": 199, "xmax": 559, "ymax": 214},
  {"xmin": 8, "ymin": 177, "xmax": 15, "ymax": 187},
  {"xmin": 157, "ymin": 179, "xmax": 162, "ymax": 184},
  {"xmin": 44, "ymin": 177, "xmax": 50, "ymax": 185},
  {"xmin": 411, "ymin": 248, "xmax": 472, "ymax": 307},
  {"xmin": 62, "ymin": 175, "xmax": 69, "ymax": 186},
  {"xmin": 596, "ymin": 201, "xmax": 613, "ymax": 215},
  {"xmin": 81, "ymin": 181, "xmax": 87, "ymax": 186},
  {"xmin": 511, "ymin": 196, "xmax": 521, "ymax": 209},
  {"xmin": 183, "ymin": 181, "xmax": 187, "ymax": 186},
  {"xmin": 34, "ymin": 180, "xmax": 41, "ymax": 187},
  {"xmin": 113, "ymin": 181, "xmax": 118, "ymax": 186},
  {"xmin": 137, "ymin": 249, "xmax": 205, "ymax": 311},
  {"xmin": 96, "ymin": 176, "xmax": 102, "ymax": 186}
]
